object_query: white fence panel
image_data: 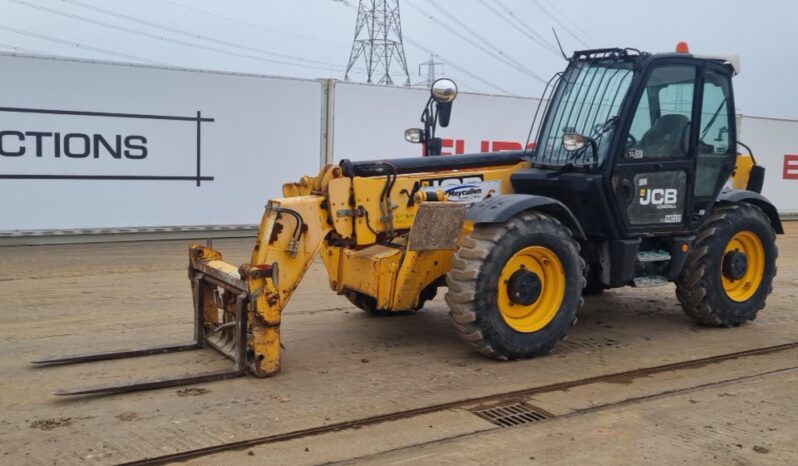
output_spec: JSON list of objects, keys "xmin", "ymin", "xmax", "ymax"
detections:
[
  {"xmin": 738, "ymin": 116, "xmax": 798, "ymax": 213},
  {"xmin": 332, "ymin": 81, "xmax": 540, "ymax": 161},
  {"xmin": 0, "ymin": 54, "xmax": 322, "ymax": 230},
  {"xmin": 2, "ymin": 54, "xmax": 796, "ymax": 234}
]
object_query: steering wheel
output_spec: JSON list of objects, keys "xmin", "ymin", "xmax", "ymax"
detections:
[{"xmin": 627, "ymin": 133, "xmax": 638, "ymax": 147}]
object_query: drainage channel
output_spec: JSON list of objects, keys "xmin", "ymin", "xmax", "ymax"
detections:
[
  {"xmin": 471, "ymin": 402, "xmax": 551, "ymax": 428},
  {"xmin": 338, "ymin": 365, "xmax": 798, "ymax": 466},
  {"xmin": 121, "ymin": 341, "xmax": 798, "ymax": 466}
]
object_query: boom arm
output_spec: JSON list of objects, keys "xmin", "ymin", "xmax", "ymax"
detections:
[
  {"xmin": 36, "ymin": 155, "xmax": 529, "ymax": 394},
  {"xmin": 193, "ymin": 194, "xmax": 332, "ymax": 377}
]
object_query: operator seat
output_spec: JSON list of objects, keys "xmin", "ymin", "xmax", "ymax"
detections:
[{"xmin": 639, "ymin": 114, "xmax": 690, "ymax": 158}]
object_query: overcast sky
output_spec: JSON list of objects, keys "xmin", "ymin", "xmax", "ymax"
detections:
[{"xmin": 1, "ymin": 0, "xmax": 795, "ymax": 119}]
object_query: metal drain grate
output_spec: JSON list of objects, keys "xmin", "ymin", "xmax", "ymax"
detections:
[{"xmin": 471, "ymin": 402, "xmax": 549, "ymax": 427}]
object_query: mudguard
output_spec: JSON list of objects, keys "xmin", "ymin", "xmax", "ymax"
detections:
[
  {"xmin": 465, "ymin": 194, "xmax": 586, "ymax": 240},
  {"xmin": 717, "ymin": 189, "xmax": 784, "ymax": 234}
]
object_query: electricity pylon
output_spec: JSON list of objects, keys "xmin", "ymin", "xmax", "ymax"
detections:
[
  {"xmin": 415, "ymin": 53, "xmax": 445, "ymax": 87},
  {"xmin": 344, "ymin": 0, "xmax": 411, "ymax": 86}
]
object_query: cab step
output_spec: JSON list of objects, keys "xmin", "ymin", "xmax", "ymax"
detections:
[
  {"xmin": 633, "ymin": 276, "xmax": 669, "ymax": 288},
  {"xmin": 636, "ymin": 250, "xmax": 671, "ymax": 262}
]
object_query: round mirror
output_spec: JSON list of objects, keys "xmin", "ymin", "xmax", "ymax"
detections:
[{"xmin": 431, "ymin": 78, "xmax": 458, "ymax": 104}]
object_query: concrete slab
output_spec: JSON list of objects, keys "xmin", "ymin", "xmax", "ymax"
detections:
[
  {"xmin": 191, "ymin": 347, "xmax": 798, "ymax": 465},
  {"xmin": 350, "ymin": 368, "xmax": 798, "ymax": 465},
  {"xmin": 0, "ymin": 224, "xmax": 796, "ymax": 465}
]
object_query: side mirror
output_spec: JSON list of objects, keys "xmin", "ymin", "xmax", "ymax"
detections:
[
  {"xmin": 431, "ymin": 78, "xmax": 457, "ymax": 128},
  {"xmin": 410, "ymin": 79, "xmax": 458, "ymax": 156},
  {"xmin": 431, "ymin": 78, "xmax": 458, "ymax": 104},
  {"xmin": 437, "ymin": 103, "xmax": 453, "ymax": 128},
  {"xmin": 404, "ymin": 128, "xmax": 423, "ymax": 144}
]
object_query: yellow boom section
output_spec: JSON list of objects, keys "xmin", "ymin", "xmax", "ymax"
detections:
[
  {"xmin": 188, "ymin": 159, "xmax": 528, "ymax": 377},
  {"xmin": 190, "ymin": 194, "xmax": 332, "ymax": 376}
]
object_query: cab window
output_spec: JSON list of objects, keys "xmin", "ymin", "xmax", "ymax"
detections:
[
  {"xmin": 626, "ymin": 65, "xmax": 697, "ymax": 160},
  {"xmin": 694, "ymin": 70, "xmax": 733, "ymax": 197}
]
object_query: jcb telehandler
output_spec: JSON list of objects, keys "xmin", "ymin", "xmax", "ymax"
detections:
[{"xmin": 36, "ymin": 44, "xmax": 782, "ymax": 395}]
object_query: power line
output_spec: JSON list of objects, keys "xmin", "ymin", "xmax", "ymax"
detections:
[
  {"xmin": 404, "ymin": 0, "xmax": 539, "ymax": 83},
  {"xmin": 333, "ymin": 0, "xmax": 510, "ymax": 94},
  {"xmin": 475, "ymin": 0, "xmax": 561, "ymax": 57},
  {"xmin": 410, "ymin": 53, "xmax": 485, "ymax": 94},
  {"xmin": 0, "ymin": 24, "xmax": 171, "ymax": 65},
  {"xmin": 57, "ymin": 0, "xmax": 345, "ymax": 69},
  {"xmin": 160, "ymin": 0, "xmax": 349, "ymax": 48},
  {"xmin": 403, "ymin": 36, "xmax": 512, "ymax": 95},
  {"xmin": 416, "ymin": 0, "xmax": 549, "ymax": 84},
  {"xmin": 529, "ymin": 0, "xmax": 593, "ymax": 49},
  {"xmin": 538, "ymin": 0, "xmax": 599, "ymax": 46},
  {"xmin": 403, "ymin": 0, "xmax": 546, "ymax": 84},
  {"xmin": 492, "ymin": 0, "xmax": 566, "ymax": 53},
  {"xmin": 6, "ymin": 0, "xmax": 348, "ymax": 73},
  {"xmin": 0, "ymin": 41, "xmax": 54, "ymax": 56}
]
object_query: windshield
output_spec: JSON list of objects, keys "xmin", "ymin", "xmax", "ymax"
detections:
[{"xmin": 534, "ymin": 59, "xmax": 635, "ymax": 167}]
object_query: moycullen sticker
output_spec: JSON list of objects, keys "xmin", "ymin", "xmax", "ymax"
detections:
[{"xmin": 442, "ymin": 180, "xmax": 502, "ymax": 203}]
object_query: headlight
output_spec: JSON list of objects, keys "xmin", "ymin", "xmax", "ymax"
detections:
[
  {"xmin": 562, "ymin": 133, "xmax": 587, "ymax": 152},
  {"xmin": 404, "ymin": 128, "xmax": 423, "ymax": 143}
]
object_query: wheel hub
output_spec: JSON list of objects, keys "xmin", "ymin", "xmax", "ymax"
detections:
[
  {"xmin": 722, "ymin": 250, "xmax": 748, "ymax": 281},
  {"xmin": 496, "ymin": 245, "xmax": 566, "ymax": 333},
  {"xmin": 721, "ymin": 230, "xmax": 765, "ymax": 303},
  {"xmin": 506, "ymin": 269, "xmax": 542, "ymax": 306}
]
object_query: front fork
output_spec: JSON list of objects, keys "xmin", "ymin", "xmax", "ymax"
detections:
[
  {"xmin": 32, "ymin": 195, "xmax": 331, "ymax": 395},
  {"xmin": 238, "ymin": 195, "xmax": 331, "ymax": 376}
]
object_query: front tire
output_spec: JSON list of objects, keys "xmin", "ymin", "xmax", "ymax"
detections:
[
  {"xmin": 676, "ymin": 203, "xmax": 777, "ymax": 326},
  {"xmin": 445, "ymin": 211, "xmax": 585, "ymax": 360}
]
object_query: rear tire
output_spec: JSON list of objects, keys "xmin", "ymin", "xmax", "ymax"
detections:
[
  {"xmin": 446, "ymin": 211, "xmax": 585, "ymax": 360},
  {"xmin": 676, "ymin": 203, "xmax": 777, "ymax": 326}
]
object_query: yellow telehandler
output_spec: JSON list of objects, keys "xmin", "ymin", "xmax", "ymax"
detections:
[{"xmin": 35, "ymin": 45, "xmax": 782, "ymax": 395}]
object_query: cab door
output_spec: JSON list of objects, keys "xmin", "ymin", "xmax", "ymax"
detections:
[
  {"xmin": 689, "ymin": 63, "xmax": 737, "ymax": 228},
  {"xmin": 611, "ymin": 62, "xmax": 699, "ymax": 234}
]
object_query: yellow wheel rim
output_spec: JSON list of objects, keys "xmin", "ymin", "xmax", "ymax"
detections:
[
  {"xmin": 722, "ymin": 230, "xmax": 765, "ymax": 302},
  {"xmin": 497, "ymin": 246, "xmax": 566, "ymax": 333}
]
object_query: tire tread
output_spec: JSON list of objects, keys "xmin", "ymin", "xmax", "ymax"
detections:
[
  {"xmin": 675, "ymin": 203, "xmax": 777, "ymax": 326},
  {"xmin": 445, "ymin": 212, "xmax": 585, "ymax": 359}
]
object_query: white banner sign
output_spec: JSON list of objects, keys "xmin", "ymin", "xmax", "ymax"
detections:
[
  {"xmin": 1, "ymin": 54, "xmax": 796, "ymax": 233},
  {"xmin": 0, "ymin": 108, "xmax": 205, "ymax": 181},
  {"xmin": 738, "ymin": 116, "xmax": 798, "ymax": 213},
  {"xmin": 332, "ymin": 81, "xmax": 540, "ymax": 161},
  {"xmin": 0, "ymin": 54, "xmax": 323, "ymax": 230}
]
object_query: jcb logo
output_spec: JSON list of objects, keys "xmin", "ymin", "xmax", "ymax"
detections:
[
  {"xmin": 421, "ymin": 175, "xmax": 483, "ymax": 187},
  {"xmin": 640, "ymin": 188, "xmax": 678, "ymax": 206}
]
